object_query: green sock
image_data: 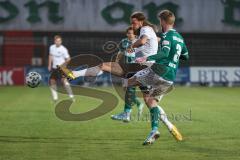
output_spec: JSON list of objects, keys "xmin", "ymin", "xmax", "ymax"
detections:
[
  {"xmin": 124, "ymin": 104, "xmax": 132, "ymax": 113},
  {"xmin": 128, "ymin": 87, "xmax": 141, "ymax": 107},
  {"xmin": 134, "ymin": 97, "xmax": 142, "ymax": 107},
  {"xmin": 124, "ymin": 87, "xmax": 135, "ymax": 113},
  {"xmin": 150, "ymin": 107, "xmax": 160, "ymax": 130}
]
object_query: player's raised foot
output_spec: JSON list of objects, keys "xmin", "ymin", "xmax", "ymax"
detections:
[
  {"xmin": 142, "ymin": 130, "xmax": 160, "ymax": 146},
  {"xmin": 137, "ymin": 103, "xmax": 144, "ymax": 120},
  {"xmin": 111, "ymin": 112, "xmax": 130, "ymax": 122},
  {"xmin": 57, "ymin": 65, "xmax": 76, "ymax": 80},
  {"xmin": 170, "ymin": 125, "xmax": 183, "ymax": 141}
]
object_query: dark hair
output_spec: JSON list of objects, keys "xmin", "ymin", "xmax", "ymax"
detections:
[
  {"xmin": 130, "ymin": 12, "xmax": 157, "ymax": 32},
  {"xmin": 125, "ymin": 26, "xmax": 134, "ymax": 33}
]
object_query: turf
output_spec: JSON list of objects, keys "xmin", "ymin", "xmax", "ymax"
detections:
[{"xmin": 0, "ymin": 86, "xmax": 240, "ymax": 160}]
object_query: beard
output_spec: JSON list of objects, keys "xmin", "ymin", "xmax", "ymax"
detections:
[{"xmin": 134, "ymin": 28, "xmax": 141, "ymax": 36}]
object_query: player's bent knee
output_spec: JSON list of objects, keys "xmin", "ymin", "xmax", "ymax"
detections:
[{"xmin": 146, "ymin": 97, "xmax": 158, "ymax": 108}]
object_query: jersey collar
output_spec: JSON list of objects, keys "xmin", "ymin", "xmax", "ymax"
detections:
[{"xmin": 163, "ymin": 28, "xmax": 176, "ymax": 35}]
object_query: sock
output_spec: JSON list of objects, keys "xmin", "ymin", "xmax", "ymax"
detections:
[
  {"xmin": 64, "ymin": 81, "xmax": 74, "ymax": 99},
  {"xmin": 150, "ymin": 107, "xmax": 160, "ymax": 131},
  {"xmin": 134, "ymin": 97, "xmax": 142, "ymax": 107},
  {"xmin": 124, "ymin": 87, "xmax": 135, "ymax": 113},
  {"xmin": 128, "ymin": 87, "xmax": 140, "ymax": 107},
  {"xmin": 73, "ymin": 66, "xmax": 103, "ymax": 78},
  {"xmin": 158, "ymin": 105, "xmax": 173, "ymax": 131},
  {"xmin": 124, "ymin": 104, "xmax": 132, "ymax": 113},
  {"xmin": 50, "ymin": 84, "xmax": 58, "ymax": 100}
]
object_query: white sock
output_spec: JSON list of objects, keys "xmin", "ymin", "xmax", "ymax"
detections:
[
  {"xmin": 64, "ymin": 81, "xmax": 74, "ymax": 99},
  {"xmin": 72, "ymin": 69, "xmax": 87, "ymax": 77},
  {"xmin": 50, "ymin": 84, "xmax": 58, "ymax": 100},
  {"xmin": 158, "ymin": 105, "xmax": 173, "ymax": 131},
  {"xmin": 72, "ymin": 66, "xmax": 103, "ymax": 78}
]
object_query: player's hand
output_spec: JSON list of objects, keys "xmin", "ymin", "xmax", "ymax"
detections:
[
  {"xmin": 127, "ymin": 46, "xmax": 134, "ymax": 54},
  {"xmin": 136, "ymin": 56, "xmax": 147, "ymax": 63}
]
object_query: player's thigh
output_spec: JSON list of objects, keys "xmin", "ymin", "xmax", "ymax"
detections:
[
  {"xmin": 150, "ymin": 84, "xmax": 173, "ymax": 103},
  {"xmin": 101, "ymin": 62, "xmax": 124, "ymax": 76},
  {"xmin": 49, "ymin": 69, "xmax": 60, "ymax": 84},
  {"xmin": 128, "ymin": 76, "xmax": 142, "ymax": 86},
  {"xmin": 49, "ymin": 78, "xmax": 57, "ymax": 85},
  {"xmin": 133, "ymin": 68, "xmax": 152, "ymax": 86}
]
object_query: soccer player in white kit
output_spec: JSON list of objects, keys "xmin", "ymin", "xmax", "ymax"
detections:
[{"xmin": 48, "ymin": 35, "xmax": 74, "ymax": 102}]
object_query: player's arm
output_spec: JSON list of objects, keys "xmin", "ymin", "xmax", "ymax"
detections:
[
  {"xmin": 147, "ymin": 39, "xmax": 171, "ymax": 61},
  {"xmin": 128, "ymin": 27, "xmax": 149, "ymax": 52},
  {"xmin": 63, "ymin": 48, "xmax": 71, "ymax": 66},
  {"xmin": 48, "ymin": 54, "xmax": 53, "ymax": 71},
  {"xmin": 65, "ymin": 57, "xmax": 71, "ymax": 64},
  {"xmin": 179, "ymin": 43, "xmax": 189, "ymax": 60},
  {"xmin": 48, "ymin": 46, "xmax": 53, "ymax": 71},
  {"xmin": 131, "ymin": 35, "xmax": 148, "ymax": 48}
]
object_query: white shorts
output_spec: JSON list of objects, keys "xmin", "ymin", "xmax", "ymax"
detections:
[{"xmin": 134, "ymin": 67, "xmax": 173, "ymax": 101}]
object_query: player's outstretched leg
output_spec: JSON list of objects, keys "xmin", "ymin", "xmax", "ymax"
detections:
[
  {"xmin": 57, "ymin": 62, "xmax": 125, "ymax": 80},
  {"xmin": 57, "ymin": 65, "xmax": 103, "ymax": 80}
]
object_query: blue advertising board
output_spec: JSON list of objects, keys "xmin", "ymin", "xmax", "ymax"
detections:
[{"xmin": 175, "ymin": 67, "xmax": 190, "ymax": 83}]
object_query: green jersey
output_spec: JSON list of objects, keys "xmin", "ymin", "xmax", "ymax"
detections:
[
  {"xmin": 119, "ymin": 38, "xmax": 137, "ymax": 63},
  {"xmin": 147, "ymin": 29, "xmax": 189, "ymax": 81}
]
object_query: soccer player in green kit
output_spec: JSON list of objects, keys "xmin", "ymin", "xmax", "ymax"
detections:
[
  {"xmin": 111, "ymin": 27, "xmax": 144, "ymax": 122},
  {"xmin": 124, "ymin": 10, "xmax": 189, "ymax": 145}
]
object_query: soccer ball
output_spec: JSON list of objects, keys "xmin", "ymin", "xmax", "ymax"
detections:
[{"xmin": 26, "ymin": 72, "xmax": 42, "ymax": 88}]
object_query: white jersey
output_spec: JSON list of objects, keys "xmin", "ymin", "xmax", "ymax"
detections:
[
  {"xmin": 49, "ymin": 44, "xmax": 70, "ymax": 69},
  {"xmin": 135, "ymin": 26, "xmax": 158, "ymax": 59}
]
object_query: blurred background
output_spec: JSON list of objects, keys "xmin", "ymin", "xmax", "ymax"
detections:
[{"xmin": 0, "ymin": 0, "xmax": 240, "ymax": 87}]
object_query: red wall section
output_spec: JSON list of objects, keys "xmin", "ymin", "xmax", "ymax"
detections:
[{"xmin": 3, "ymin": 31, "xmax": 34, "ymax": 67}]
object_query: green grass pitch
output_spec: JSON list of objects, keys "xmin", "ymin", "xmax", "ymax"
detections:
[{"xmin": 0, "ymin": 86, "xmax": 239, "ymax": 160}]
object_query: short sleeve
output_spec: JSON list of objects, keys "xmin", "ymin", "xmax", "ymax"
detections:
[
  {"xmin": 181, "ymin": 43, "xmax": 188, "ymax": 55},
  {"xmin": 139, "ymin": 26, "xmax": 151, "ymax": 38},
  {"xmin": 49, "ymin": 45, "xmax": 54, "ymax": 55},
  {"xmin": 180, "ymin": 43, "xmax": 189, "ymax": 60},
  {"xmin": 63, "ymin": 48, "xmax": 70, "ymax": 59}
]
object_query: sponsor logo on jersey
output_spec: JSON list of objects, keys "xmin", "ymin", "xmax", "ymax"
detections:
[{"xmin": 162, "ymin": 40, "xmax": 170, "ymax": 45}]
